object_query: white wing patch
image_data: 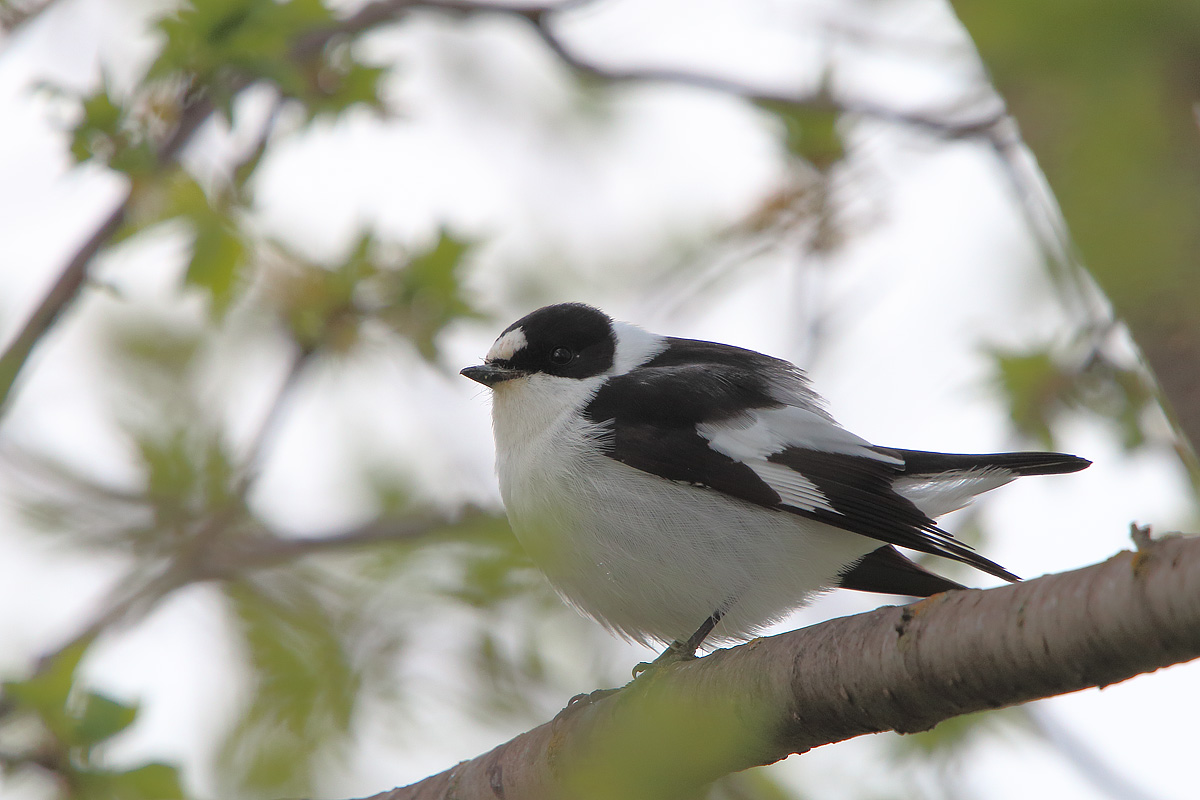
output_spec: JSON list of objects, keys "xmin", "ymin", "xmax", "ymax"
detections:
[
  {"xmin": 487, "ymin": 327, "xmax": 528, "ymax": 362},
  {"xmin": 697, "ymin": 406, "xmax": 900, "ymax": 463},
  {"xmin": 893, "ymin": 468, "xmax": 1015, "ymax": 518},
  {"xmin": 746, "ymin": 459, "xmax": 837, "ymax": 513},
  {"xmin": 696, "ymin": 406, "xmax": 899, "ymax": 515},
  {"xmin": 610, "ymin": 320, "xmax": 668, "ymax": 375}
]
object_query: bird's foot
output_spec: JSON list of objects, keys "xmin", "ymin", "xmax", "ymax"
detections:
[
  {"xmin": 566, "ymin": 687, "xmax": 621, "ymax": 706},
  {"xmin": 557, "ymin": 686, "xmax": 622, "ymax": 718},
  {"xmin": 631, "ymin": 640, "xmax": 698, "ymax": 678}
]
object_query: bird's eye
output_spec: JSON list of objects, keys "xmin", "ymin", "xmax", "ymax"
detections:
[{"xmin": 549, "ymin": 346, "xmax": 575, "ymax": 365}]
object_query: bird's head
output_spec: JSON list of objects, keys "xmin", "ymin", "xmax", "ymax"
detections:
[{"xmin": 460, "ymin": 303, "xmax": 619, "ymax": 388}]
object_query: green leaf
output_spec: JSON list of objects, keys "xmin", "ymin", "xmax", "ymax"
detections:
[
  {"xmin": 74, "ymin": 762, "xmax": 186, "ymax": 800},
  {"xmin": 1, "ymin": 640, "xmax": 89, "ymax": 739},
  {"xmin": 160, "ymin": 173, "xmax": 247, "ymax": 317},
  {"xmin": 71, "ymin": 88, "xmax": 122, "ymax": 163},
  {"xmin": 1108, "ymin": 364, "xmax": 1154, "ymax": 450},
  {"xmin": 132, "ymin": 423, "xmax": 238, "ymax": 527},
  {"xmin": 332, "ymin": 62, "xmax": 386, "ymax": 110},
  {"xmin": 74, "ymin": 692, "xmax": 139, "ymax": 745},
  {"xmin": 383, "ymin": 229, "xmax": 481, "ymax": 360},
  {"xmin": 154, "ymin": 0, "xmax": 326, "ymax": 75},
  {"xmin": 218, "ymin": 576, "xmax": 360, "ymax": 796},
  {"xmin": 138, "ymin": 430, "xmax": 199, "ymax": 515},
  {"xmin": 709, "ymin": 769, "xmax": 804, "ymax": 800},
  {"xmin": 757, "ymin": 99, "xmax": 844, "ymax": 169},
  {"xmin": 405, "ymin": 230, "xmax": 470, "ymax": 295},
  {"xmin": 993, "ymin": 349, "xmax": 1067, "ymax": 448},
  {"xmin": 304, "ymin": 61, "xmax": 386, "ymax": 117},
  {"xmin": 892, "ymin": 707, "xmax": 1026, "ymax": 761},
  {"xmin": 451, "ymin": 535, "xmax": 534, "ymax": 608},
  {"xmin": 200, "ymin": 435, "xmax": 238, "ymax": 510},
  {"xmin": 187, "ymin": 218, "xmax": 245, "ymax": 316},
  {"xmin": 269, "ymin": 246, "xmax": 373, "ymax": 353},
  {"xmin": 117, "ymin": 763, "xmax": 187, "ymax": 800},
  {"xmin": 69, "ymin": 83, "xmax": 157, "ymax": 176},
  {"xmin": 994, "ymin": 345, "xmax": 1157, "ymax": 453},
  {"xmin": 150, "ymin": 0, "xmax": 342, "ymax": 113}
]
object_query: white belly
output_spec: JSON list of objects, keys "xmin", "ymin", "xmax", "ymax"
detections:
[{"xmin": 497, "ymin": 419, "xmax": 877, "ymax": 646}]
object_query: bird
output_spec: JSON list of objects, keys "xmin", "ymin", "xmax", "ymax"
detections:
[{"xmin": 461, "ymin": 302, "xmax": 1089, "ymax": 662}]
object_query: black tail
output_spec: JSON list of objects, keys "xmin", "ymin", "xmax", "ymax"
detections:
[
  {"xmin": 893, "ymin": 450, "xmax": 1091, "ymax": 477},
  {"xmin": 838, "ymin": 545, "xmax": 967, "ymax": 597}
]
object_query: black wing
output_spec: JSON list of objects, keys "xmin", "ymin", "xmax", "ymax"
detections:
[
  {"xmin": 585, "ymin": 337, "xmax": 798, "ymax": 510},
  {"xmin": 583, "ymin": 339, "xmax": 1089, "ymax": 582},
  {"xmin": 892, "ymin": 449, "xmax": 1090, "ymax": 477},
  {"xmin": 763, "ymin": 445, "xmax": 1019, "ymax": 581}
]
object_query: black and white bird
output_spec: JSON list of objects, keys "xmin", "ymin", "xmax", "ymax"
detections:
[{"xmin": 461, "ymin": 303, "xmax": 1088, "ymax": 660}]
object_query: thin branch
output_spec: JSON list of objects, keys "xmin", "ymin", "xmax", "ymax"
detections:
[
  {"xmin": 155, "ymin": 82, "xmax": 217, "ymax": 167},
  {"xmin": 31, "ymin": 560, "xmax": 191, "ymax": 675},
  {"xmin": 532, "ymin": 18, "xmax": 1004, "ymax": 138},
  {"xmin": 7, "ymin": 507, "xmax": 484, "ymax": 704},
  {"xmin": 1026, "ymin": 707, "xmax": 1160, "ymax": 800},
  {"xmin": 0, "ymin": 200, "xmax": 127, "ymax": 411},
  {"xmin": 300, "ymin": 0, "xmax": 1010, "ymax": 139},
  {"xmin": 0, "ymin": 86, "xmax": 212, "ymax": 415},
  {"xmin": 1, "ymin": 0, "xmax": 1009, "ymax": 421},
  {"xmin": 0, "ymin": 442, "xmax": 146, "ymax": 505},
  {"xmin": 0, "ymin": 0, "xmax": 60, "ymax": 37},
  {"xmin": 398, "ymin": 0, "xmax": 1009, "ymax": 139},
  {"xmin": 197, "ymin": 508, "xmax": 495, "ymax": 576},
  {"xmin": 364, "ymin": 533, "xmax": 1200, "ymax": 800},
  {"xmin": 229, "ymin": 344, "xmax": 314, "ymax": 499}
]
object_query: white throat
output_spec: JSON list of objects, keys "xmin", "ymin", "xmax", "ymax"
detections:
[{"xmin": 490, "ymin": 372, "xmax": 604, "ymax": 459}]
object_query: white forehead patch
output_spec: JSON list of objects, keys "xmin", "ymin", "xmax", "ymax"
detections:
[{"xmin": 486, "ymin": 327, "xmax": 528, "ymax": 362}]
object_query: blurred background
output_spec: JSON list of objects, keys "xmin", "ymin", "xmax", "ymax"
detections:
[{"xmin": 0, "ymin": 0, "xmax": 1197, "ymax": 798}]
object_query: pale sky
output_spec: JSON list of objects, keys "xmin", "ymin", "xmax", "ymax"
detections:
[{"xmin": 0, "ymin": 1, "xmax": 1195, "ymax": 799}]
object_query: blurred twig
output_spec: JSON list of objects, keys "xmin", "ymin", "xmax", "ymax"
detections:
[
  {"xmin": 528, "ymin": 11, "xmax": 1006, "ymax": 138},
  {"xmin": 0, "ymin": 0, "xmax": 59, "ymax": 37},
  {"xmin": 0, "ymin": 0, "xmax": 1010, "ymax": 423},
  {"xmin": 228, "ymin": 341, "xmax": 314, "ymax": 501},
  {"xmin": 389, "ymin": 0, "xmax": 1009, "ymax": 138},
  {"xmin": 0, "ymin": 85, "xmax": 213, "ymax": 415},
  {"xmin": 31, "ymin": 559, "xmax": 192, "ymax": 675},
  {"xmin": 1025, "ymin": 707, "xmax": 1161, "ymax": 800},
  {"xmin": 7, "ymin": 507, "xmax": 485, "ymax": 704},
  {"xmin": 0, "ymin": 202, "xmax": 127, "ymax": 411},
  {"xmin": 0, "ymin": 443, "xmax": 146, "ymax": 506},
  {"xmin": 199, "ymin": 508, "xmax": 496, "ymax": 575},
  {"xmin": 0, "ymin": 0, "xmax": 1102, "ymax": 714},
  {"xmin": 2, "ymin": 208, "xmax": 486, "ymax": 704}
]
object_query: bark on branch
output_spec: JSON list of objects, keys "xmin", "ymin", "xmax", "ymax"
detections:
[{"xmin": 362, "ymin": 532, "xmax": 1200, "ymax": 800}]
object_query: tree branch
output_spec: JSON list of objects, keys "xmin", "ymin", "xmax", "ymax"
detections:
[
  {"xmin": 0, "ymin": 0, "xmax": 61, "ymax": 35},
  {"xmin": 393, "ymin": 0, "xmax": 1008, "ymax": 139},
  {"xmin": 4, "ymin": 508, "xmax": 481, "ymax": 707},
  {"xmin": 228, "ymin": 343, "xmax": 314, "ymax": 500},
  {"xmin": 196, "ymin": 509, "xmax": 496, "ymax": 576},
  {"xmin": 0, "ymin": 200, "xmax": 127, "ymax": 411},
  {"xmin": 361, "ymin": 532, "xmax": 1200, "ymax": 800},
  {"xmin": 0, "ymin": 0, "xmax": 1009, "ymax": 420},
  {"xmin": 0, "ymin": 87, "xmax": 212, "ymax": 413}
]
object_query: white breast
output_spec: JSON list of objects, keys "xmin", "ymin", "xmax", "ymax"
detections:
[{"xmin": 489, "ymin": 375, "xmax": 877, "ymax": 646}]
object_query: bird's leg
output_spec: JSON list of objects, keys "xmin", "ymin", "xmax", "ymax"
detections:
[
  {"xmin": 679, "ymin": 608, "xmax": 724, "ymax": 656},
  {"xmin": 632, "ymin": 608, "xmax": 725, "ymax": 677},
  {"xmin": 566, "ymin": 610, "xmax": 726, "ymax": 709}
]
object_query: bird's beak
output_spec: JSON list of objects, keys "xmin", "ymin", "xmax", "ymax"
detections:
[{"xmin": 460, "ymin": 364, "xmax": 526, "ymax": 387}]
